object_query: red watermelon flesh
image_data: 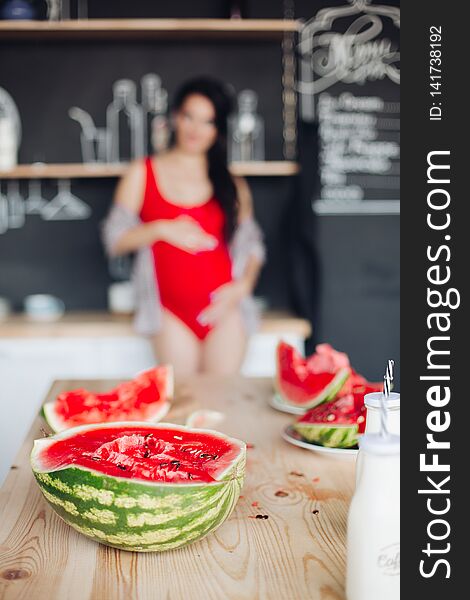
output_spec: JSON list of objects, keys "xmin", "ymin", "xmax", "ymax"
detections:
[
  {"xmin": 36, "ymin": 423, "xmax": 243, "ymax": 484},
  {"xmin": 276, "ymin": 341, "xmax": 350, "ymax": 409},
  {"xmin": 306, "ymin": 343, "xmax": 350, "ymax": 373},
  {"xmin": 293, "ymin": 392, "xmax": 367, "ymax": 448},
  {"xmin": 43, "ymin": 367, "xmax": 173, "ymax": 433},
  {"xmin": 339, "ymin": 369, "xmax": 383, "ymax": 397},
  {"xmin": 298, "ymin": 393, "xmax": 367, "ymax": 432}
]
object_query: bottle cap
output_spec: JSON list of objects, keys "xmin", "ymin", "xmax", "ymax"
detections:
[
  {"xmin": 365, "ymin": 392, "xmax": 400, "ymax": 409},
  {"xmin": 359, "ymin": 433, "xmax": 400, "ymax": 455}
]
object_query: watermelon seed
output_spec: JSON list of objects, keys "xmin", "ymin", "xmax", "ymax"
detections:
[
  {"xmin": 160, "ymin": 462, "xmax": 168, "ymax": 467},
  {"xmin": 200, "ymin": 453, "xmax": 212, "ymax": 459},
  {"xmin": 212, "ymin": 454, "xmax": 218, "ymax": 460},
  {"xmin": 188, "ymin": 473, "xmax": 193, "ymax": 480},
  {"xmin": 91, "ymin": 457, "xmax": 100, "ymax": 461},
  {"xmin": 275, "ymin": 490, "xmax": 288, "ymax": 497},
  {"xmin": 117, "ymin": 464, "xmax": 127, "ymax": 470},
  {"xmin": 170, "ymin": 460, "xmax": 181, "ymax": 469},
  {"xmin": 143, "ymin": 450, "xmax": 151, "ymax": 458},
  {"xmin": 255, "ymin": 514, "xmax": 269, "ymax": 519},
  {"xmin": 312, "ymin": 510, "xmax": 320, "ymax": 515},
  {"xmin": 144, "ymin": 433, "xmax": 153, "ymax": 438},
  {"xmin": 289, "ymin": 471, "xmax": 304, "ymax": 477}
]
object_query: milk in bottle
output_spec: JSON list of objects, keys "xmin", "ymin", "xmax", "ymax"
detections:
[{"xmin": 346, "ymin": 433, "xmax": 400, "ymax": 600}]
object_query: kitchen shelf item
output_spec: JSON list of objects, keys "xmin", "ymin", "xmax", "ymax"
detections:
[
  {"xmin": 69, "ymin": 107, "xmax": 109, "ymax": 163},
  {"xmin": 23, "ymin": 294, "xmax": 65, "ymax": 321},
  {"xmin": 0, "ymin": 0, "xmax": 35, "ymax": 20},
  {"xmin": 68, "ymin": 106, "xmax": 97, "ymax": 163},
  {"xmin": 0, "ymin": 186, "xmax": 8, "ymax": 234},
  {"xmin": 106, "ymin": 79, "xmax": 145, "ymax": 163},
  {"xmin": 228, "ymin": 90, "xmax": 265, "ymax": 162},
  {"xmin": 0, "ymin": 161, "xmax": 299, "ymax": 179},
  {"xmin": 0, "ymin": 87, "xmax": 21, "ymax": 169},
  {"xmin": 0, "ymin": 18, "xmax": 300, "ymax": 40},
  {"xmin": 25, "ymin": 179, "xmax": 48, "ymax": 214},
  {"xmin": 41, "ymin": 179, "xmax": 91, "ymax": 220},
  {"xmin": 6, "ymin": 179, "xmax": 25, "ymax": 229},
  {"xmin": 141, "ymin": 73, "xmax": 169, "ymax": 155}
]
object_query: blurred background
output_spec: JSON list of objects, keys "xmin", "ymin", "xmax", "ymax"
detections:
[{"xmin": 0, "ymin": 0, "xmax": 400, "ymax": 482}]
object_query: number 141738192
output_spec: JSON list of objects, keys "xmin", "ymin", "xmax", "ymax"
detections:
[{"xmin": 429, "ymin": 25, "xmax": 443, "ymax": 121}]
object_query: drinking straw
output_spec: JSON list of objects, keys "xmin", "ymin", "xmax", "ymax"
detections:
[{"xmin": 380, "ymin": 359, "xmax": 395, "ymax": 437}]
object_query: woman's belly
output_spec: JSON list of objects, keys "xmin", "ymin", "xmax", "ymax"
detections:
[{"xmin": 152, "ymin": 241, "xmax": 233, "ymax": 325}]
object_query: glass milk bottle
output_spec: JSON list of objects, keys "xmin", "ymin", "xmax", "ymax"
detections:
[
  {"xmin": 356, "ymin": 392, "xmax": 400, "ymax": 484},
  {"xmin": 365, "ymin": 392, "xmax": 400, "ymax": 435},
  {"xmin": 346, "ymin": 433, "xmax": 400, "ymax": 600}
]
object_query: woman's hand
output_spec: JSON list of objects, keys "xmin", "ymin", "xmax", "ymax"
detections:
[
  {"xmin": 156, "ymin": 216, "xmax": 218, "ymax": 253},
  {"xmin": 197, "ymin": 279, "xmax": 250, "ymax": 327}
]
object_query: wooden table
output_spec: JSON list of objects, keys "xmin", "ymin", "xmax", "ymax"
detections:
[{"xmin": 0, "ymin": 376, "xmax": 354, "ymax": 600}]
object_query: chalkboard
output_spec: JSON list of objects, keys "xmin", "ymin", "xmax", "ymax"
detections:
[
  {"xmin": 292, "ymin": 1, "xmax": 400, "ymax": 385},
  {"xmin": 298, "ymin": 0, "xmax": 400, "ymax": 215}
]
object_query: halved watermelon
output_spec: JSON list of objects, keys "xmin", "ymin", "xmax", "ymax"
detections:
[
  {"xmin": 31, "ymin": 422, "xmax": 245, "ymax": 552},
  {"xmin": 275, "ymin": 341, "xmax": 350, "ymax": 409},
  {"xmin": 293, "ymin": 393, "xmax": 367, "ymax": 448},
  {"xmin": 43, "ymin": 366, "xmax": 173, "ymax": 433}
]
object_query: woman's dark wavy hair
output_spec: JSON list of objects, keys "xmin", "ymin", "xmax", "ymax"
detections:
[{"xmin": 171, "ymin": 76, "xmax": 238, "ymax": 240}]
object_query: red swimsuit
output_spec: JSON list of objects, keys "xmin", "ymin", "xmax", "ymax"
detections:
[{"xmin": 140, "ymin": 157, "xmax": 233, "ymax": 340}]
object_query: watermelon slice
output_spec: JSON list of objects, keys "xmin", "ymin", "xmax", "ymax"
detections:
[
  {"xmin": 275, "ymin": 341, "xmax": 350, "ymax": 409},
  {"xmin": 339, "ymin": 369, "xmax": 383, "ymax": 397},
  {"xmin": 293, "ymin": 392, "xmax": 367, "ymax": 449},
  {"xmin": 31, "ymin": 422, "xmax": 245, "ymax": 552},
  {"xmin": 43, "ymin": 366, "xmax": 173, "ymax": 433}
]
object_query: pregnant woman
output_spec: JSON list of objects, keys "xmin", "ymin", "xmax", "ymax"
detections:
[{"xmin": 103, "ymin": 77, "xmax": 265, "ymax": 377}]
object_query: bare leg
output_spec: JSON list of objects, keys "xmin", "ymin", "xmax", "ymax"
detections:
[
  {"xmin": 201, "ymin": 309, "xmax": 248, "ymax": 375},
  {"xmin": 151, "ymin": 309, "xmax": 202, "ymax": 379}
]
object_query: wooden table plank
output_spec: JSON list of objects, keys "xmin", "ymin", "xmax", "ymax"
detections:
[{"xmin": 0, "ymin": 376, "xmax": 354, "ymax": 600}]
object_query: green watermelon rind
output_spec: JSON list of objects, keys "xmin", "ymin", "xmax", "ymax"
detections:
[
  {"xmin": 276, "ymin": 367, "xmax": 350, "ymax": 410},
  {"xmin": 293, "ymin": 422, "xmax": 360, "ymax": 449},
  {"xmin": 30, "ymin": 421, "xmax": 246, "ymax": 552}
]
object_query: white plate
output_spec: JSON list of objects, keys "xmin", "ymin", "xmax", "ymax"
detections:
[
  {"xmin": 269, "ymin": 392, "xmax": 307, "ymax": 415},
  {"xmin": 282, "ymin": 425, "xmax": 358, "ymax": 457}
]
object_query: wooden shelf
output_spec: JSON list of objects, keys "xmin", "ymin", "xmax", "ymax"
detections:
[
  {"xmin": 0, "ymin": 161, "xmax": 299, "ymax": 179},
  {"xmin": 0, "ymin": 163, "xmax": 125, "ymax": 179},
  {"xmin": 229, "ymin": 161, "xmax": 299, "ymax": 176},
  {"xmin": 0, "ymin": 18, "xmax": 300, "ymax": 41}
]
